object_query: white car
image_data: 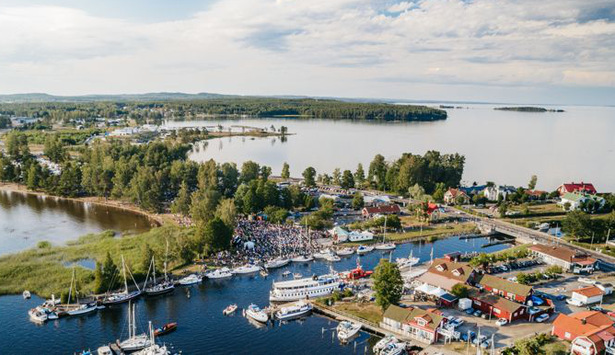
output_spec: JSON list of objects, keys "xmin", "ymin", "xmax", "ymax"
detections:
[
  {"xmin": 566, "ymin": 298, "xmax": 585, "ymax": 307},
  {"xmin": 579, "ymin": 277, "xmax": 597, "ymax": 285},
  {"xmin": 535, "ymin": 314, "xmax": 550, "ymax": 323},
  {"xmin": 495, "ymin": 318, "xmax": 508, "ymax": 326}
]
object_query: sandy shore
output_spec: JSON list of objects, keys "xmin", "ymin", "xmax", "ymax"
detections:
[{"xmin": 0, "ymin": 182, "xmax": 168, "ymax": 226}]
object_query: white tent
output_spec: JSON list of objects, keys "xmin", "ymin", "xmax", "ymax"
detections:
[{"xmin": 243, "ymin": 241, "xmax": 255, "ymax": 250}]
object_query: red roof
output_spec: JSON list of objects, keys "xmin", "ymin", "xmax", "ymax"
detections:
[
  {"xmin": 574, "ymin": 286, "xmax": 604, "ymax": 298},
  {"xmin": 559, "ymin": 182, "xmax": 597, "ymax": 195},
  {"xmin": 426, "ymin": 203, "xmax": 439, "ymax": 214}
]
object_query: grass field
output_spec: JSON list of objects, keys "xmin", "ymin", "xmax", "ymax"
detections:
[{"xmin": 332, "ymin": 302, "xmax": 384, "ymax": 324}]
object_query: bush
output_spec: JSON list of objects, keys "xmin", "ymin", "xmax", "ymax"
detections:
[{"xmin": 37, "ymin": 241, "xmax": 51, "ymax": 249}]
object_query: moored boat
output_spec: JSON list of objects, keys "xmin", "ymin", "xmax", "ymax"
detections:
[
  {"xmin": 103, "ymin": 256, "xmax": 142, "ymax": 305},
  {"xmin": 337, "ymin": 320, "xmax": 362, "ymax": 342},
  {"xmin": 396, "ymin": 250, "xmax": 420, "ymax": 268},
  {"xmin": 290, "ymin": 254, "xmax": 314, "ymax": 262},
  {"xmin": 270, "ymin": 273, "xmax": 342, "ymax": 302},
  {"xmin": 356, "ymin": 245, "xmax": 374, "ymax": 255},
  {"xmin": 313, "ymin": 250, "xmax": 330, "ymax": 259},
  {"xmin": 264, "ymin": 257, "xmax": 290, "ymax": 269},
  {"xmin": 205, "ymin": 267, "xmax": 233, "ymax": 279},
  {"xmin": 143, "ymin": 246, "xmax": 175, "ymax": 296},
  {"xmin": 153, "ymin": 322, "xmax": 177, "ymax": 337},
  {"xmin": 223, "ymin": 304, "xmax": 238, "ymax": 315},
  {"xmin": 336, "ymin": 248, "xmax": 354, "ymax": 256},
  {"xmin": 67, "ymin": 303, "xmax": 97, "ymax": 316},
  {"xmin": 374, "ymin": 242, "xmax": 396, "ymax": 251},
  {"xmin": 28, "ymin": 308, "xmax": 48, "ymax": 322},
  {"xmin": 245, "ymin": 304, "xmax": 269, "ymax": 323},
  {"xmin": 324, "ymin": 252, "xmax": 341, "ymax": 262},
  {"xmin": 23, "ymin": 290, "xmax": 31, "ymax": 299},
  {"xmin": 232, "ymin": 264, "xmax": 260, "ymax": 274},
  {"xmin": 178, "ymin": 274, "xmax": 203, "ymax": 286},
  {"xmin": 274, "ymin": 301, "xmax": 312, "ymax": 320},
  {"xmin": 119, "ymin": 302, "xmax": 151, "ymax": 352},
  {"xmin": 373, "ymin": 335, "xmax": 398, "ymax": 354},
  {"xmin": 133, "ymin": 322, "xmax": 172, "ymax": 355},
  {"xmin": 96, "ymin": 345, "xmax": 113, "ymax": 355}
]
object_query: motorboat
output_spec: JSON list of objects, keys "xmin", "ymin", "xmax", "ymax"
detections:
[
  {"xmin": 143, "ymin": 251, "xmax": 175, "ymax": 296},
  {"xmin": 245, "ymin": 304, "xmax": 269, "ymax": 323},
  {"xmin": 232, "ymin": 264, "xmax": 260, "ymax": 274},
  {"xmin": 336, "ymin": 248, "xmax": 354, "ymax": 256},
  {"xmin": 103, "ymin": 256, "xmax": 142, "ymax": 305},
  {"xmin": 275, "ymin": 301, "xmax": 312, "ymax": 320},
  {"xmin": 205, "ymin": 267, "xmax": 233, "ymax": 279},
  {"xmin": 47, "ymin": 311, "xmax": 59, "ymax": 320},
  {"xmin": 260, "ymin": 269, "xmax": 269, "ymax": 277},
  {"xmin": 340, "ymin": 263, "xmax": 373, "ymax": 280},
  {"xmin": 337, "ymin": 321, "xmax": 361, "ymax": 342},
  {"xmin": 374, "ymin": 242, "xmax": 396, "ymax": 251},
  {"xmin": 396, "ymin": 250, "xmax": 420, "ymax": 268},
  {"xmin": 265, "ymin": 257, "xmax": 290, "ymax": 269},
  {"xmin": 96, "ymin": 346, "xmax": 113, "ymax": 355},
  {"xmin": 119, "ymin": 303, "xmax": 151, "ymax": 352},
  {"xmin": 313, "ymin": 250, "xmax": 330, "ymax": 259},
  {"xmin": 28, "ymin": 308, "xmax": 48, "ymax": 322},
  {"xmin": 67, "ymin": 303, "xmax": 97, "ymax": 316},
  {"xmin": 23, "ymin": 290, "xmax": 31, "ymax": 299},
  {"xmin": 324, "ymin": 252, "xmax": 341, "ymax": 262},
  {"xmin": 290, "ymin": 254, "xmax": 314, "ymax": 262},
  {"xmin": 356, "ymin": 245, "xmax": 374, "ymax": 255},
  {"xmin": 270, "ymin": 274, "xmax": 342, "ymax": 302},
  {"xmin": 373, "ymin": 335, "xmax": 398, "ymax": 354},
  {"xmin": 380, "ymin": 342, "xmax": 405, "ymax": 355},
  {"xmin": 153, "ymin": 322, "xmax": 177, "ymax": 337},
  {"xmin": 178, "ymin": 274, "xmax": 203, "ymax": 286},
  {"xmin": 282, "ymin": 270, "xmax": 291, "ymax": 277},
  {"xmin": 223, "ymin": 304, "xmax": 238, "ymax": 315}
]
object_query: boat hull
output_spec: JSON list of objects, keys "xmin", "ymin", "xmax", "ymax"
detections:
[
  {"xmin": 67, "ymin": 305, "xmax": 97, "ymax": 316},
  {"xmin": 144, "ymin": 285, "xmax": 175, "ymax": 296},
  {"xmin": 102, "ymin": 291, "xmax": 141, "ymax": 305}
]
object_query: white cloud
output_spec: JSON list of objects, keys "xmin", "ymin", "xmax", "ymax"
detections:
[{"xmin": 0, "ymin": 0, "xmax": 613, "ymax": 104}]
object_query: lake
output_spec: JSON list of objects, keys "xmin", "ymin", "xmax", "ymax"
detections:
[
  {"xmin": 0, "ymin": 190, "xmax": 156, "ymax": 255},
  {"xmin": 176, "ymin": 104, "xmax": 615, "ymax": 192},
  {"xmin": 0, "ymin": 235, "xmax": 510, "ymax": 355}
]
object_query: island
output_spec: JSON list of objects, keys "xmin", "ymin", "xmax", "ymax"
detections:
[{"xmin": 494, "ymin": 106, "xmax": 565, "ymax": 112}]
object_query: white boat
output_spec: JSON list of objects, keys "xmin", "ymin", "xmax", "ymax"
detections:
[
  {"xmin": 275, "ymin": 301, "xmax": 312, "ymax": 320},
  {"xmin": 381, "ymin": 342, "xmax": 405, "ymax": 355},
  {"xmin": 324, "ymin": 252, "xmax": 341, "ymax": 262},
  {"xmin": 313, "ymin": 250, "xmax": 330, "ymax": 259},
  {"xmin": 282, "ymin": 270, "xmax": 291, "ymax": 277},
  {"xmin": 67, "ymin": 303, "xmax": 97, "ymax": 316},
  {"xmin": 396, "ymin": 250, "xmax": 420, "ymax": 268},
  {"xmin": 336, "ymin": 248, "xmax": 354, "ymax": 256},
  {"xmin": 23, "ymin": 290, "xmax": 31, "ymax": 299},
  {"xmin": 119, "ymin": 302, "xmax": 151, "ymax": 352},
  {"xmin": 232, "ymin": 264, "xmax": 260, "ymax": 274},
  {"xmin": 206, "ymin": 267, "xmax": 233, "ymax": 279},
  {"xmin": 260, "ymin": 269, "xmax": 269, "ymax": 277},
  {"xmin": 28, "ymin": 308, "xmax": 48, "ymax": 322},
  {"xmin": 103, "ymin": 256, "xmax": 142, "ymax": 305},
  {"xmin": 293, "ymin": 273, "xmax": 302, "ymax": 279},
  {"xmin": 356, "ymin": 245, "xmax": 374, "ymax": 255},
  {"xmin": 375, "ymin": 242, "xmax": 396, "ymax": 251},
  {"xmin": 64, "ymin": 267, "xmax": 98, "ymax": 316},
  {"xmin": 245, "ymin": 304, "xmax": 269, "ymax": 323},
  {"xmin": 270, "ymin": 274, "xmax": 341, "ymax": 302},
  {"xmin": 223, "ymin": 304, "xmax": 238, "ymax": 315},
  {"xmin": 373, "ymin": 335, "xmax": 398, "ymax": 354},
  {"xmin": 265, "ymin": 257, "xmax": 290, "ymax": 269},
  {"xmin": 97, "ymin": 345, "xmax": 113, "ymax": 355},
  {"xmin": 132, "ymin": 322, "xmax": 171, "ymax": 355},
  {"xmin": 47, "ymin": 311, "xmax": 59, "ymax": 320},
  {"xmin": 337, "ymin": 321, "xmax": 362, "ymax": 342},
  {"xmin": 143, "ymin": 246, "xmax": 175, "ymax": 296},
  {"xmin": 290, "ymin": 255, "xmax": 314, "ymax": 262},
  {"xmin": 178, "ymin": 274, "xmax": 202, "ymax": 285}
]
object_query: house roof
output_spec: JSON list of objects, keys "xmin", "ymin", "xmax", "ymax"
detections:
[
  {"xmin": 363, "ymin": 204, "xmax": 401, "ymax": 215},
  {"xmin": 560, "ymin": 182, "xmax": 597, "ymax": 194},
  {"xmin": 383, "ymin": 305, "xmax": 410, "ymax": 323},
  {"xmin": 469, "ymin": 288, "xmax": 526, "ymax": 314},
  {"xmin": 530, "ymin": 244, "xmax": 597, "ymax": 265},
  {"xmin": 445, "ymin": 188, "xmax": 468, "ymax": 199},
  {"xmin": 574, "ymin": 286, "xmax": 604, "ymax": 298},
  {"xmin": 476, "ymin": 274, "xmax": 533, "ymax": 297},
  {"xmin": 554, "ymin": 311, "xmax": 615, "ymax": 347},
  {"xmin": 383, "ymin": 305, "xmax": 445, "ymax": 332},
  {"xmin": 562, "ymin": 192, "xmax": 586, "ymax": 203},
  {"xmin": 427, "ymin": 258, "xmax": 475, "ymax": 282}
]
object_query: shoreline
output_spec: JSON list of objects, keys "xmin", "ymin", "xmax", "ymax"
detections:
[{"xmin": 0, "ymin": 182, "xmax": 166, "ymax": 227}]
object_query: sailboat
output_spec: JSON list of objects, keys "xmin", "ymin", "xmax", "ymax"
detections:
[
  {"xmin": 103, "ymin": 255, "xmax": 142, "ymax": 305},
  {"xmin": 144, "ymin": 243, "xmax": 175, "ymax": 296},
  {"xmin": 396, "ymin": 249, "xmax": 420, "ymax": 268},
  {"xmin": 64, "ymin": 267, "xmax": 97, "ymax": 316},
  {"xmin": 374, "ymin": 216, "xmax": 396, "ymax": 251},
  {"xmin": 132, "ymin": 322, "xmax": 172, "ymax": 355},
  {"xmin": 119, "ymin": 302, "xmax": 151, "ymax": 352}
]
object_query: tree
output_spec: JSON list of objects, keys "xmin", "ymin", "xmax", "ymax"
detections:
[
  {"xmin": 408, "ymin": 183, "xmax": 425, "ymax": 200},
  {"xmin": 341, "ymin": 170, "xmax": 355, "ymax": 189},
  {"xmin": 302, "ymin": 167, "xmax": 316, "ymax": 187},
  {"xmin": 373, "ymin": 259, "xmax": 404, "ymax": 310},
  {"xmin": 354, "ymin": 163, "xmax": 365, "ymax": 187},
  {"xmin": 215, "ymin": 198, "xmax": 237, "ymax": 228},
  {"xmin": 281, "ymin": 162, "xmax": 290, "ymax": 179},
  {"xmin": 562, "ymin": 210, "xmax": 593, "ymax": 241},
  {"xmin": 141, "ymin": 244, "xmax": 155, "ymax": 275},
  {"xmin": 432, "ymin": 182, "xmax": 446, "ymax": 203},
  {"xmin": 241, "ymin": 161, "xmax": 260, "ymax": 184},
  {"xmin": 44, "ymin": 135, "xmax": 67, "ymax": 163},
  {"xmin": 264, "ymin": 206, "xmax": 288, "ymax": 224},
  {"xmin": 197, "ymin": 217, "xmax": 232, "ymax": 254},
  {"xmin": 93, "ymin": 262, "xmax": 105, "ymax": 293},
  {"xmin": 352, "ymin": 192, "xmax": 364, "ymax": 210},
  {"xmin": 451, "ymin": 283, "xmax": 469, "ymax": 298},
  {"xmin": 101, "ymin": 251, "xmax": 119, "ymax": 292},
  {"xmin": 528, "ymin": 175, "xmax": 538, "ymax": 190},
  {"xmin": 190, "ymin": 188, "xmax": 221, "ymax": 225},
  {"xmin": 368, "ymin": 154, "xmax": 388, "ymax": 190},
  {"xmin": 171, "ymin": 181, "xmax": 191, "ymax": 216},
  {"xmin": 332, "ymin": 168, "xmax": 341, "ymax": 185},
  {"xmin": 260, "ymin": 166, "xmax": 272, "ymax": 180}
]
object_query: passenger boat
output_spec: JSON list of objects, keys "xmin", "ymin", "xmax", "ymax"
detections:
[
  {"xmin": 144, "ymin": 244, "xmax": 175, "ymax": 296},
  {"xmin": 232, "ymin": 264, "xmax": 260, "ymax": 274},
  {"xmin": 103, "ymin": 256, "xmax": 142, "ymax": 305},
  {"xmin": 336, "ymin": 248, "xmax": 354, "ymax": 256},
  {"xmin": 269, "ymin": 274, "xmax": 342, "ymax": 302},
  {"xmin": 153, "ymin": 322, "xmax": 177, "ymax": 336},
  {"xmin": 133, "ymin": 322, "xmax": 172, "ymax": 355},
  {"xmin": 274, "ymin": 301, "xmax": 312, "ymax": 320},
  {"xmin": 119, "ymin": 302, "xmax": 151, "ymax": 352},
  {"xmin": 23, "ymin": 290, "xmax": 31, "ymax": 299},
  {"xmin": 245, "ymin": 304, "xmax": 269, "ymax": 323},
  {"xmin": 264, "ymin": 257, "xmax": 290, "ymax": 269},
  {"xmin": 205, "ymin": 267, "xmax": 233, "ymax": 279},
  {"xmin": 178, "ymin": 274, "xmax": 202, "ymax": 285},
  {"xmin": 374, "ymin": 242, "xmax": 396, "ymax": 251},
  {"xmin": 223, "ymin": 304, "xmax": 238, "ymax": 315},
  {"xmin": 337, "ymin": 321, "xmax": 362, "ymax": 342},
  {"xmin": 396, "ymin": 250, "xmax": 420, "ymax": 268},
  {"xmin": 356, "ymin": 245, "xmax": 374, "ymax": 255},
  {"xmin": 28, "ymin": 308, "xmax": 48, "ymax": 322},
  {"xmin": 290, "ymin": 254, "xmax": 314, "ymax": 262}
]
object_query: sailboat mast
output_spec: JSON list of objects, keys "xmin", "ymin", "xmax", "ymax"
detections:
[
  {"xmin": 68, "ymin": 267, "xmax": 75, "ymax": 305},
  {"xmin": 122, "ymin": 255, "xmax": 128, "ymax": 293},
  {"xmin": 152, "ymin": 256, "xmax": 157, "ymax": 285},
  {"xmin": 164, "ymin": 240, "xmax": 169, "ymax": 282}
]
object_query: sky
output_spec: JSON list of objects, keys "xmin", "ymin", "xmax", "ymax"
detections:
[{"xmin": 0, "ymin": 0, "xmax": 614, "ymax": 105}]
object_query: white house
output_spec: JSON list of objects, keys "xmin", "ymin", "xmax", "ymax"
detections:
[
  {"xmin": 571, "ymin": 286, "xmax": 603, "ymax": 305},
  {"xmin": 559, "ymin": 192, "xmax": 605, "ymax": 211},
  {"xmin": 483, "ymin": 185, "xmax": 517, "ymax": 201},
  {"xmin": 348, "ymin": 231, "xmax": 374, "ymax": 242},
  {"xmin": 596, "ymin": 283, "xmax": 613, "ymax": 296}
]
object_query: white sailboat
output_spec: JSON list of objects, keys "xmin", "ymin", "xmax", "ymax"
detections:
[
  {"xmin": 374, "ymin": 216, "xmax": 396, "ymax": 250},
  {"xmin": 103, "ymin": 255, "xmax": 142, "ymax": 305},
  {"xmin": 65, "ymin": 268, "xmax": 97, "ymax": 316},
  {"xmin": 396, "ymin": 249, "xmax": 420, "ymax": 268},
  {"xmin": 144, "ymin": 242, "xmax": 175, "ymax": 296},
  {"xmin": 119, "ymin": 302, "xmax": 151, "ymax": 352},
  {"xmin": 132, "ymin": 322, "xmax": 171, "ymax": 355}
]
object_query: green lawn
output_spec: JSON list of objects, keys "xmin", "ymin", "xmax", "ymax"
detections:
[{"xmin": 332, "ymin": 302, "xmax": 384, "ymax": 324}]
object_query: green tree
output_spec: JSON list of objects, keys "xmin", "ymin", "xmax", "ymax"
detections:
[
  {"xmin": 43, "ymin": 135, "xmax": 67, "ymax": 163},
  {"xmin": 101, "ymin": 252, "xmax": 119, "ymax": 292},
  {"xmin": 341, "ymin": 170, "xmax": 355, "ymax": 189},
  {"xmin": 368, "ymin": 154, "xmax": 388, "ymax": 190},
  {"xmin": 197, "ymin": 217, "xmax": 232, "ymax": 254},
  {"xmin": 171, "ymin": 181, "xmax": 192, "ymax": 216},
  {"xmin": 354, "ymin": 163, "xmax": 365, "ymax": 187},
  {"xmin": 281, "ymin": 162, "xmax": 290, "ymax": 179},
  {"xmin": 451, "ymin": 283, "xmax": 469, "ymax": 298},
  {"xmin": 93, "ymin": 261, "xmax": 105, "ymax": 293},
  {"xmin": 264, "ymin": 206, "xmax": 288, "ymax": 224},
  {"xmin": 373, "ymin": 259, "xmax": 404, "ymax": 310},
  {"xmin": 562, "ymin": 210, "xmax": 593, "ymax": 241},
  {"xmin": 352, "ymin": 192, "xmax": 364, "ymax": 210},
  {"xmin": 190, "ymin": 188, "xmax": 222, "ymax": 225},
  {"xmin": 332, "ymin": 168, "xmax": 341, "ymax": 185},
  {"xmin": 302, "ymin": 167, "xmax": 316, "ymax": 187},
  {"xmin": 141, "ymin": 244, "xmax": 155, "ymax": 275},
  {"xmin": 408, "ymin": 183, "xmax": 425, "ymax": 200},
  {"xmin": 215, "ymin": 198, "xmax": 237, "ymax": 228},
  {"xmin": 241, "ymin": 161, "xmax": 260, "ymax": 184},
  {"xmin": 528, "ymin": 174, "xmax": 538, "ymax": 190}
]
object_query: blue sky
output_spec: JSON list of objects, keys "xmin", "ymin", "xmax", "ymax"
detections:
[{"xmin": 0, "ymin": 0, "xmax": 614, "ymax": 105}]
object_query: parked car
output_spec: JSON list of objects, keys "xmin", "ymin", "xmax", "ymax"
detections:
[
  {"xmin": 588, "ymin": 306, "xmax": 606, "ymax": 313},
  {"xmin": 495, "ymin": 318, "xmax": 508, "ymax": 326},
  {"xmin": 579, "ymin": 277, "xmax": 597, "ymax": 285},
  {"xmin": 466, "ymin": 308, "xmax": 475, "ymax": 315},
  {"xmin": 535, "ymin": 314, "xmax": 550, "ymax": 323},
  {"xmin": 473, "ymin": 310, "xmax": 482, "ymax": 317},
  {"xmin": 566, "ymin": 298, "xmax": 585, "ymax": 306},
  {"xmin": 460, "ymin": 331, "xmax": 476, "ymax": 342}
]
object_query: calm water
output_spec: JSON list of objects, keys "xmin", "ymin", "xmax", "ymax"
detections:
[
  {"xmin": 178, "ymin": 104, "xmax": 615, "ymax": 192},
  {"xmin": 0, "ymin": 236, "xmax": 510, "ymax": 355},
  {"xmin": 0, "ymin": 190, "xmax": 155, "ymax": 255}
]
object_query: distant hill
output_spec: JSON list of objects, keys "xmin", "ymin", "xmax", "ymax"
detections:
[
  {"xmin": 0, "ymin": 92, "xmax": 234, "ymax": 103},
  {"xmin": 494, "ymin": 106, "xmax": 564, "ymax": 113}
]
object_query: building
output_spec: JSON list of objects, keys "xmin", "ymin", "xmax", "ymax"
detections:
[
  {"xmin": 572, "ymin": 286, "xmax": 604, "ymax": 306},
  {"xmin": 469, "ymin": 290, "xmax": 528, "ymax": 322},
  {"xmin": 525, "ymin": 189, "xmax": 547, "ymax": 200},
  {"xmin": 475, "ymin": 274, "xmax": 533, "ymax": 304},
  {"xmin": 559, "ymin": 192, "xmax": 606, "ymax": 211},
  {"xmin": 483, "ymin": 185, "xmax": 517, "ymax": 201},
  {"xmin": 552, "ymin": 311, "xmax": 615, "ymax": 355},
  {"xmin": 347, "ymin": 231, "xmax": 374, "ymax": 242},
  {"xmin": 417, "ymin": 258, "xmax": 476, "ymax": 292},
  {"xmin": 460, "ymin": 185, "xmax": 486, "ymax": 196},
  {"xmin": 443, "ymin": 188, "xmax": 470, "ymax": 205},
  {"xmin": 329, "ymin": 226, "xmax": 350, "ymax": 243},
  {"xmin": 361, "ymin": 204, "xmax": 401, "ymax": 218},
  {"xmin": 529, "ymin": 244, "xmax": 597, "ymax": 273},
  {"xmin": 381, "ymin": 305, "xmax": 448, "ymax": 344},
  {"xmin": 558, "ymin": 182, "xmax": 597, "ymax": 196},
  {"xmin": 596, "ymin": 283, "xmax": 614, "ymax": 296}
]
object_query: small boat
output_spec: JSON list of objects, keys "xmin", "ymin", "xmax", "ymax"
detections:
[
  {"xmin": 396, "ymin": 250, "xmax": 420, "ymax": 268},
  {"xmin": 380, "ymin": 342, "xmax": 405, "ymax": 355},
  {"xmin": 23, "ymin": 290, "xmax": 31, "ymax": 299},
  {"xmin": 336, "ymin": 248, "xmax": 354, "ymax": 256},
  {"xmin": 78, "ymin": 350, "xmax": 92, "ymax": 355},
  {"xmin": 205, "ymin": 267, "xmax": 233, "ymax": 279},
  {"xmin": 374, "ymin": 242, "xmax": 396, "ymax": 251},
  {"xmin": 264, "ymin": 257, "xmax": 290, "ymax": 269},
  {"xmin": 28, "ymin": 308, "xmax": 48, "ymax": 322},
  {"xmin": 293, "ymin": 273, "xmax": 302, "ymax": 279},
  {"xmin": 96, "ymin": 345, "xmax": 113, "ymax": 355},
  {"xmin": 178, "ymin": 274, "xmax": 203, "ymax": 286},
  {"xmin": 232, "ymin": 264, "xmax": 260, "ymax": 274},
  {"xmin": 313, "ymin": 250, "xmax": 329, "ymax": 259},
  {"xmin": 324, "ymin": 252, "xmax": 341, "ymax": 262},
  {"xmin": 356, "ymin": 245, "xmax": 374, "ymax": 255},
  {"xmin": 373, "ymin": 335, "xmax": 398, "ymax": 354},
  {"xmin": 275, "ymin": 301, "xmax": 312, "ymax": 321},
  {"xmin": 103, "ymin": 256, "xmax": 142, "ymax": 305},
  {"xmin": 67, "ymin": 303, "xmax": 97, "ymax": 316},
  {"xmin": 153, "ymin": 322, "xmax": 177, "ymax": 337},
  {"xmin": 245, "ymin": 304, "xmax": 268, "ymax": 323},
  {"xmin": 282, "ymin": 270, "xmax": 291, "ymax": 277},
  {"xmin": 337, "ymin": 321, "xmax": 361, "ymax": 342},
  {"xmin": 260, "ymin": 269, "xmax": 269, "ymax": 277},
  {"xmin": 290, "ymin": 254, "xmax": 314, "ymax": 262},
  {"xmin": 223, "ymin": 304, "xmax": 238, "ymax": 315},
  {"xmin": 47, "ymin": 311, "xmax": 59, "ymax": 320}
]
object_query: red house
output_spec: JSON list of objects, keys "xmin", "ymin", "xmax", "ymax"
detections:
[
  {"xmin": 475, "ymin": 274, "xmax": 533, "ymax": 304},
  {"xmin": 361, "ymin": 204, "xmax": 401, "ymax": 218},
  {"xmin": 558, "ymin": 182, "xmax": 597, "ymax": 196},
  {"xmin": 469, "ymin": 289, "xmax": 528, "ymax": 322},
  {"xmin": 552, "ymin": 311, "xmax": 615, "ymax": 355}
]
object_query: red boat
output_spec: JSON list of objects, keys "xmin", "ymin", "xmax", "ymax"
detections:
[
  {"xmin": 154, "ymin": 322, "xmax": 177, "ymax": 337},
  {"xmin": 343, "ymin": 263, "xmax": 373, "ymax": 280}
]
